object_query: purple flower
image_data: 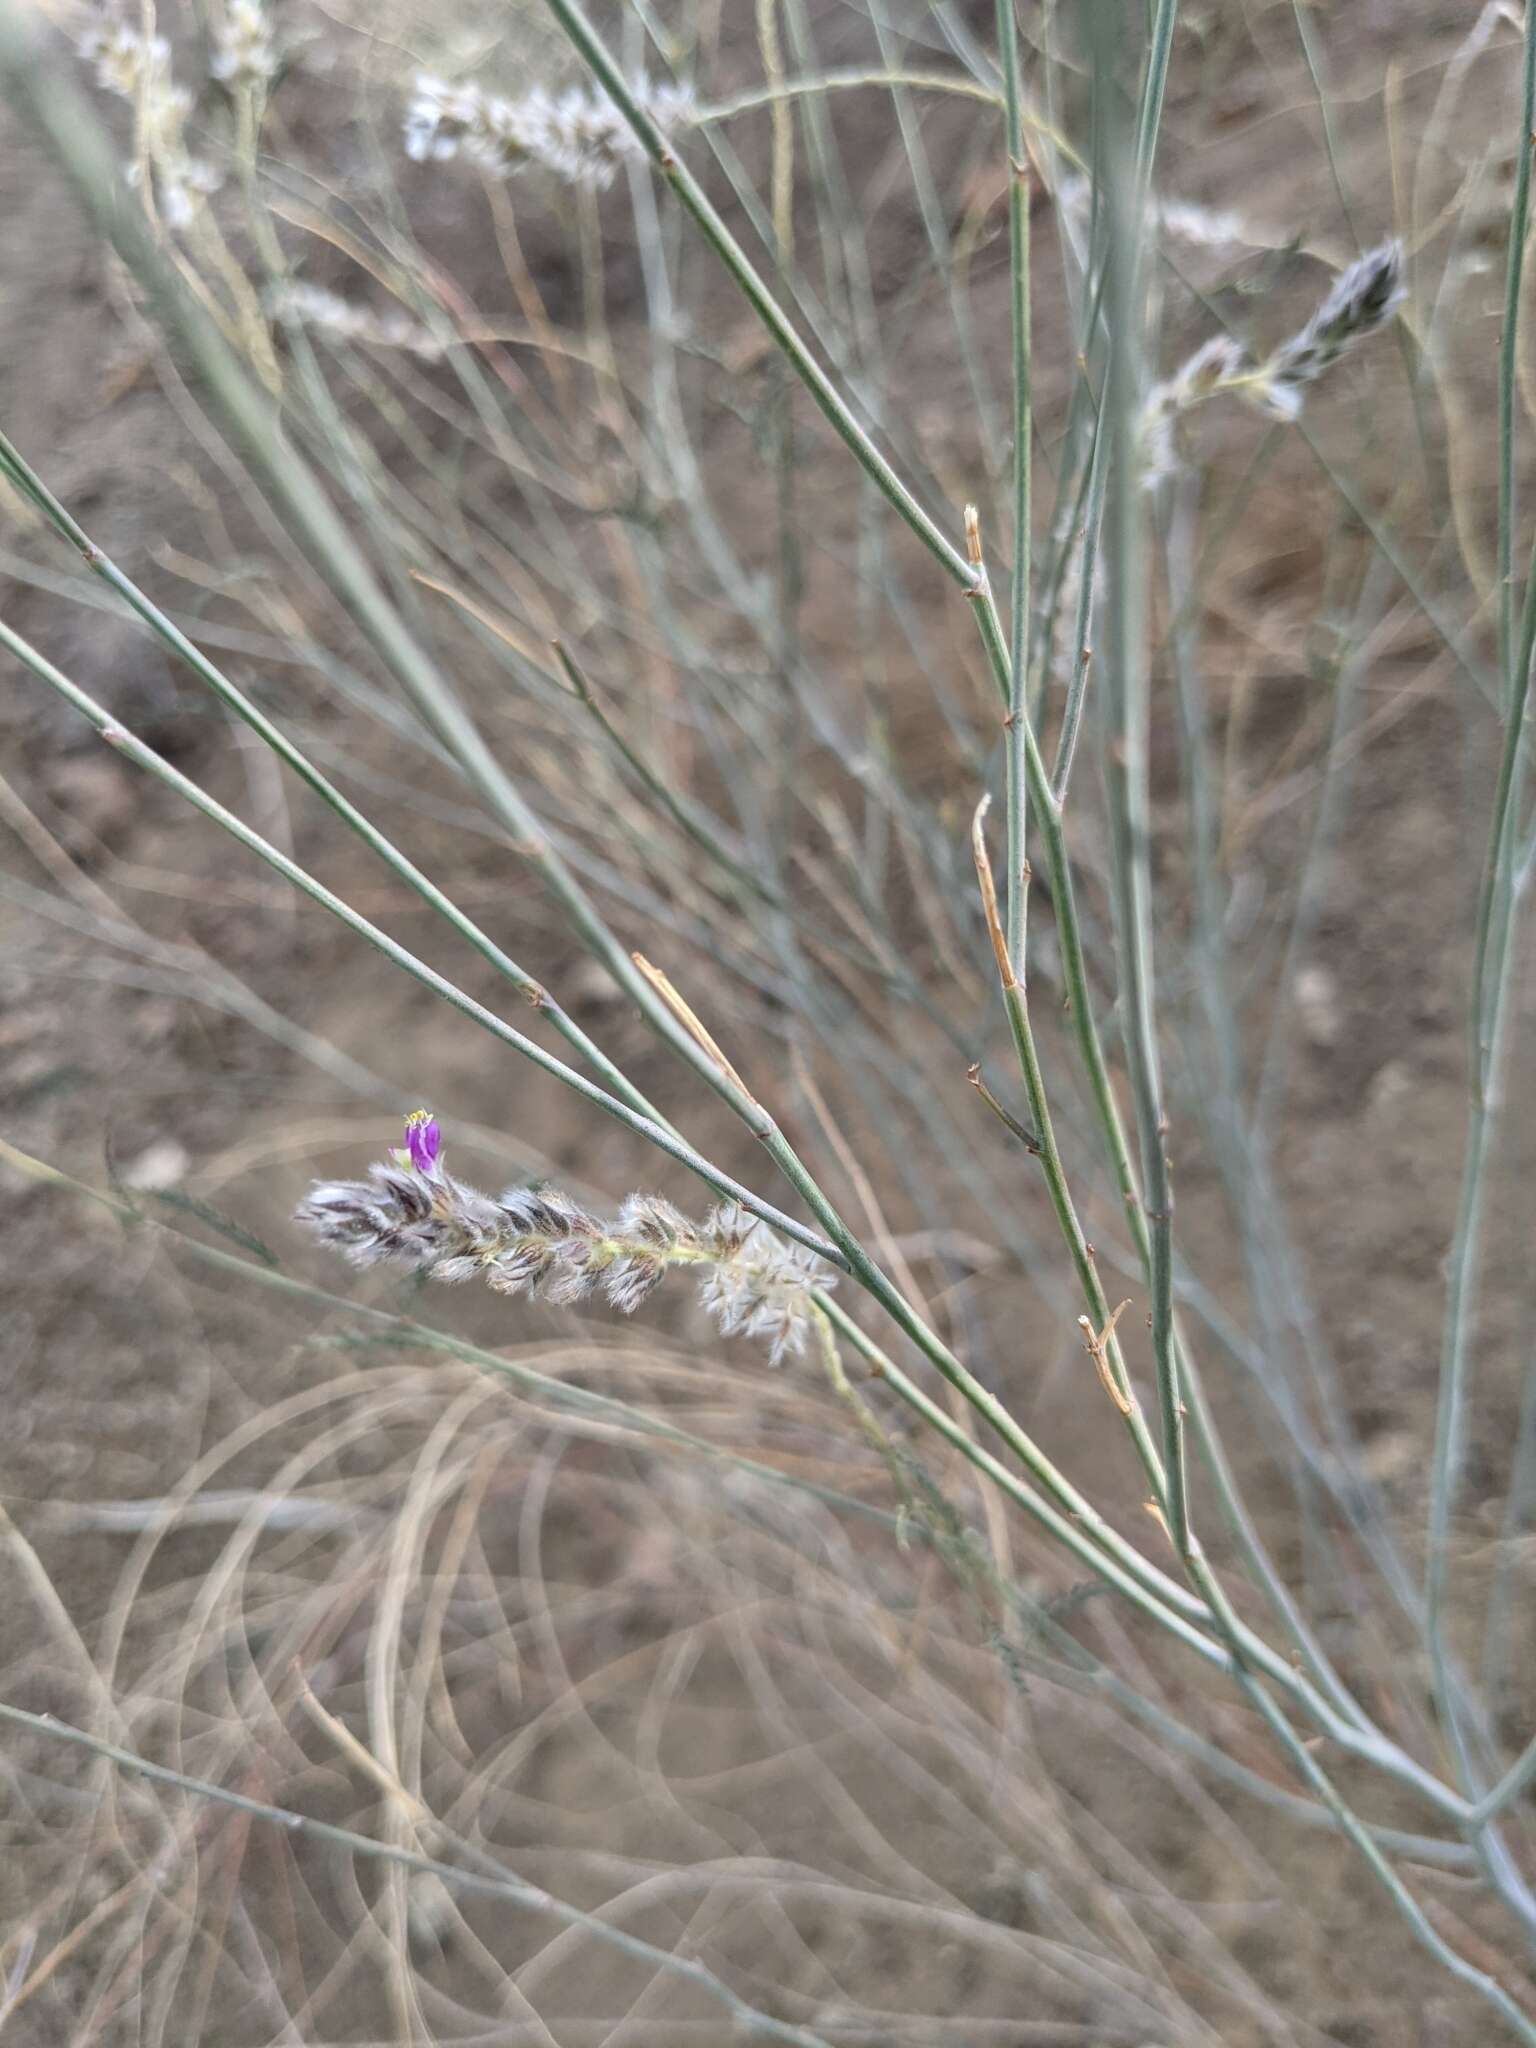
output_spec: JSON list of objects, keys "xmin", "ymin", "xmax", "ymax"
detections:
[{"xmin": 403, "ymin": 1109, "xmax": 442, "ymax": 1175}]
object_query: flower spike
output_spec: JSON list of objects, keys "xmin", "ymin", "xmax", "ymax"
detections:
[{"xmin": 298, "ymin": 1118, "xmax": 831, "ymax": 1364}]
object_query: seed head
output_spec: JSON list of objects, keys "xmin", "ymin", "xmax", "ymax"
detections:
[
  {"xmin": 269, "ymin": 281, "xmax": 447, "ymax": 362},
  {"xmin": 211, "ymin": 0, "xmax": 276, "ymax": 87},
  {"xmin": 403, "ymin": 71, "xmax": 694, "ymax": 190},
  {"xmin": 695, "ymin": 1204, "xmax": 829, "ymax": 1365},
  {"xmin": 1137, "ymin": 334, "xmax": 1248, "ymax": 488},
  {"xmin": 297, "ymin": 1119, "xmax": 833, "ymax": 1362},
  {"xmin": 1251, "ymin": 239, "xmax": 1406, "ymax": 421},
  {"xmin": 78, "ymin": 22, "xmax": 174, "ymax": 99},
  {"xmin": 77, "ymin": 15, "xmax": 221, "ymax": 229}
]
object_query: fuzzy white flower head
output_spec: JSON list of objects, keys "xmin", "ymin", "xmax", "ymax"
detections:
[
  {"xmin": 402, "ymin": 69, "xmax": 695, "ymax": 189},
  {"xmin": 124, "ymin": 146, "xmax": 222, "ymax": 230},
  {"xmin": 211, "ymin": 0, "xmax": 277, "ymax": 87},
  {"xmin": 694, "ymin": 1205, "xmax": 831, "ymax": 1366},
  {"xmin": 77, "ymin": 13, "xmax": 220, "ymax": 232},
  {"xmin": 78, "ymin": 23, "xmax": 173, "ymax": 99},
  {"xmin": 1138, "ymin": 333, "xmax": 1249, "ymax": 488},
  {"xmin": 404, "ymin": 75, "xmax": 491, "ymax": 163},
  {"xmin": 1248, "ymin": 239, "xmax": 1406, "ymax": 422},
  {"xmin": 269, "ymin": 281, "xmax": 447, "ymax": 362},
  {"xmin": 1157, "ymin": 198, "xmax": 1248, "ymax": 250},
  {"xmin": 1056, "ymin": 174, "xmax": 1255, "ymax": 254}
]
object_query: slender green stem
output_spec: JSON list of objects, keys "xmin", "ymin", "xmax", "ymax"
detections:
[
  {"xmin": 1287, "ymin": 0, "xmax": 1359, "ymax": 250},
  {"xmin": 868, "ymin": 7, "xmax": 1003, "ymax": 462},
  {"xmin": 998, "ymin": 0, "xmax": 1033, "ymax": 971},
  {"xmin": 1424, "ymin": 736, "xmax": 1536, "ymax": 1945},
  {"xmin": 1092, "ymin": 38, "xmax": 1188, "ymax": 1552},
  {"xmin": 1473, "ymin": 527, "xmax": 1536, "ymax": 1072},
  {"xmin": 1483, "ymin": 1335, "xmax": 1536, "ymax": 1713},
  {"xmin": 970, "ymin": 797, "xmax": 1169, "ymax": 1498},
  {"xmin": 1050, "ymin": 412, "xmax": 1108, "ymax": 804},
  {"xmin": 742, "ymin": 1095, "xmax": 1217, "ymax": 1639},
  {"xmin": 1497, "ymin": 1, "xmax": 1536, "ymax": 711},
  {"xmin": 1427, "ymin": 0, "xmax": 1536, "ymax": 1814},
  {"xmin": 696, "ymin": 66, "xmax": 1002, "ymax": 121},
  {"xmin": 1132, "ymin": 0, "xmax": 1180, "ymax": 191},
  {"xmin": 1473, "ymin": 1734, "xmax": 1536, "ymax": 1828}
]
